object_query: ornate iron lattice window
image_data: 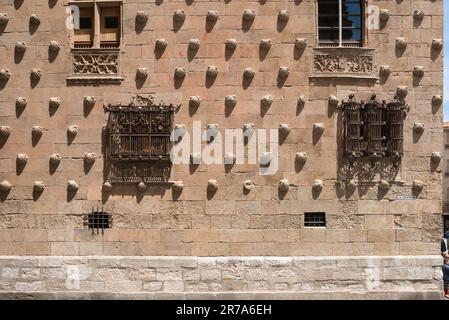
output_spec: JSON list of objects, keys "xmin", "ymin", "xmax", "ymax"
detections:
[
  {"xmin": 84, "ymin": 207, "xmax": 112, "ymax": 235},
  {"xmin": 104, "ymin": 96, "xmax": 179, "ymax": 184},
  {"xmin": 341, "ymin": 94, "xmax": 408, "ymax": 160}
]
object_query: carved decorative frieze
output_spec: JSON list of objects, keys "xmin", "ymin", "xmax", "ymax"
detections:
[
  {"xmin": 314, "ymin": 54, "xmax": 374, "ymax": 74},
  {"xmin": 72, "ymin": 51, "xmax": 119, "ymax": 75}
]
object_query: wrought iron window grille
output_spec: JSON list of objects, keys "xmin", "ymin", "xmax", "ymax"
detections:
[
  {"xmin": 340, "ymin": 94, "xmax": 408, "ymax": 166},
  {"xmin": 104, "ymin": 95, "xmax": 180, "ymax": 185},
  {"xmin": 304, "ymin": 212, "xmax": 326, "ymax": 227},
  {"xmin": 83, "ymin": 207, "xmax": 112, "ymax": 235}
]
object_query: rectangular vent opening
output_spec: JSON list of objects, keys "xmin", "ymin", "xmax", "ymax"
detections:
[{"xmin": 84, "ymin": 208, "xmax": 112, "ymax": 235}]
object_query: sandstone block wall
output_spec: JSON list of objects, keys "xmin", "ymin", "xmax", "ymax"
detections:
[
  {"xmin": 0, "ymin": 256, "xmax": 443, "ymax": 299},
  {"xmin": 0, "ymin": 0, "xmax": 444, "ymax": 256}
]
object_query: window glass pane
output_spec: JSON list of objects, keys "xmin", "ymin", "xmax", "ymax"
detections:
[
  {"xmin": 342, "ymin": 28, "xmax": 361, "ymax": 41},
  {"xmin": 342, "ymin": 15, "xmax": 361, "ymax": 28},
  {"xmin": 79, "ymin": 17, "xmax": 92, "ymax": 29},
  {"xmin": 105, "ymin": 16, "xmax": 119, "ymax": 29},
  {"xmin": 318, "ymin": 1, "xmax": 339, "ymax": 15},
  {"xmin": 319, "ymin": 29, "xmax": 339, "ymax": 42},
  {"xmin": 319, "ymin": 15, "xmax": 339, "ymax": 28},
  {"xmin": 342, "ymin": 1, "xmax": 361, "ymax": 15}
]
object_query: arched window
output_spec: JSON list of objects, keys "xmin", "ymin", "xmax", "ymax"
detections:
[{"xmin": 317, "ymin": 0, "xmax": 364, "ymax": 47}]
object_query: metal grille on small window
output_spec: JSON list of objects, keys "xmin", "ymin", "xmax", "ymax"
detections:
[
  {"xmin": 304, "ymin": 212, "xmax": 326, "ymax": 227},
  {"xmin": 341, "ymin": 94, "xmax": 408, "ymax": 161},
  {"xmin": 84, "ymin": 207, "xmax": 112, "ymax": 235}
]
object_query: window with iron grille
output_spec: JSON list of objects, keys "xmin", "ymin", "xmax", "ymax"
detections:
[
  {"xmin": 104, "ymin": 96, "xmax": 179, "ymax": 184},
  {"xmin": 317, "ymin": 0, "xmax": 364, "ymax": 47},
  {"xmin": 84, "ymin": 209, "xmax": 112, "ymax": 235},
  {"xmin": 304, "ymin": 212, "xmax": 326, "ymax": 227},
  {"xmin": 341, "ymin": 94, "xmax": 408, "ymax": 160}
]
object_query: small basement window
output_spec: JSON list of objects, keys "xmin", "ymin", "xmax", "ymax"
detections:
[
  {"xmin": 84, "ymin": 209, "xmax": 112, "ymax": 235},
  {"xmin": 304, "ymin": 212, "xmax": 326, "ymax": 227}
]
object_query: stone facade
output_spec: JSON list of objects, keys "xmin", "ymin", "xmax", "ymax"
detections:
[
  {"xmin": 0, "ymin": 0, "xmax": 444, "ymax": 298},
  {"xmin": 0, "ymin": 256, "xmax": 443, "ymax": 299}
]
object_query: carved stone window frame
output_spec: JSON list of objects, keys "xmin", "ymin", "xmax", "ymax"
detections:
[{"xmin": 65, "ymin": 0, "xmax": 125, "ymax": 85}]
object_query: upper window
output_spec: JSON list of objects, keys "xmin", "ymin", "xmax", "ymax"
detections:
[
  {"xmin": 70, "ymin": 1, "xmax": 122, "ymax": 49},
  {"xmin": 317, "ymin": 0, "xmax": 363, "ymax": 47}
]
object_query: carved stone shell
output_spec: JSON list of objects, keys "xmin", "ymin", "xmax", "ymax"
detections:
[
  {"xmin": 67, "ymin": 125, "xmax": 80, "ymax": 136},
  {"xmin": 260, "ymin": 39, "xmax": 272, "ymax": 50},
  {"xmin": 225, "ymin": 95, "xmax": 237, "ymax": 108},
  {"xmin": 431, "ymin": 152, "xmax": 442, "ymax": 163},
  {"xmin": 102, "ymin": 181, "xmax": 113, "ymax": 192},
  {"xmin": 329, "ymin": 95, "xmax": 340, "ymax": 107},
  {"xmin": 49, "ymin": 153, "xmax": 61, "ymax": 165},
  {"xmin": 379, "ymin": 180, "xmax": 390, "ymax": 190},
  {"xmin": 261, "ymin": 95, "xmax": 273, "ymax": 108},
  {"xmin": 224, "ymin": 152, "xmax": 236, "ymax": 164},
  {"xmin": 15, "ymin": 42, "xmax": 27, "ymax": 53},
  {"xmin": 0, "ymin": 126, "xmax": 11, "ymax": 137},
  {"xmin": 172, "ymin": 181, "xmax": 184, "ymax": 193},
  {"xmin": 279, "ymin": 123, "xmax": 291, "ymax": 135},
  {"xmin": 312, "ymin": 179, "xmax": 324, "ymax": 191},
  {"xmin": 67, "ymin": 180, "xmax": 79, "ymax": 191},
  {"xmin": 379, "ymin": 9, "xmax": 390, "ymax": 22},
  {"xmin": 243, "ymin": 67, "xmax": 255, "ymax": 79},
  {"xmin": 225, "ymin": 39, "xmax": 237, "ymax": 50},
  {"xmin": 396, "ymin": 86, "xmax": 408, "ymax": 98},
  {"xmin": 413, "ymin": 66, "xmax": 424, "ymax": 77},
  {"xmin": 0, "ymin": 69, "xmax": 11, "ymax": 81},
  {"xmin": 189, "ymin": 96, "xmax": 202, "ymax": 108},
  {"xmin": 379, "ymin": 65, "xmax": 391, "ymax": 77},
  {"xmin": 413, "ymin": 122, "xmax": 425, "ymax": 134},
  {"xmin": 33, "ymin": 181, "xmax": 45, "ymax": 192},
  {"xmin": 396, "ymin": 38, "xmax": 407, "ymax": 50},
  {"xmin": 294, "ymin": 38, "xmax": 307, "ymax": 50},
  {"xmin": 278, "ymin": 66, "xmax": 289, "ymax": 78},
  {"xmin": 207, "ymin": 179, "xmax": 219, "ymax": 192},
  {"xmin": 243, "ymin": 9, "xmax": 256, "ymax": 21},
  {"xmin": 190, "ymin": 153, "xmax": 201, "ymax": 164},
  {"xmin": 137, "ymin": 181, "xmax": 147, "ymax": 192},
  {"xmin": 243, "ymin": 180, "xmax": 254, "ymax": 191},
  {"xmin": 173, "ymin": 10, "xmax": 186, "ymax": 22},
  {"xmin": 207, "ymin": 10, "xmax": 219, "ymax": 22},
  {"xmin": 432, "ymin": 39, "xmax": 443, "ymax": 50},
  {"xmin": 156, "ymin": 38, "xmax": 168, "ymax": 50},
  {"xmin": 32, "ymin": 126, "xmax": 44, "ymax": 137},
  {"xmin": 260, "ymin": 152, "xmax": 273, "ymax": 165},
  {"xmin": 413, "ymin": 9, "xmax": 424, "ymax": 20},
  {"xmin": 0, "ymin": 13, "xmax": 9, "ymax": 25},
  {"xmin": 16, "ymin": 97, "xmax": 28, "ymax": 109},
  {"xmin": 432, "ymin": 95, "xmax": 443, "ymax": 106},
  {"xmin": 30, "ymin": 69, "xmax": 42, "ymax": 80},
  {"xmin": 206, "ymin": 66, "xmax": 219, "ymax": 77},
  {"xmin": 16, "ymin": 153, "xmax": 29, "ymax": 165},
  {"xmin": 49, "ymin": 41, "xmax": 62, "ymax": 52},
  {"xmin": 313, "ymin": 123, "xmax": 325, "ymax": 134},
  {"xmin": 49, "ymin": 97, "xmax": 61, "ymax": 109},
  {"xmin": 84, "ymin": 153, "xmax": 96, "ymax": 164},
  {"xmin": 30, "ymin": 14, "xmax": 41, "ymax": 25},
  {"xmin": 84, "ymin": 96, "xmax": 96, "ymax": 108},
  {"xmin": 412, "ymin": 179, "xmax": 424, "ymax": 190},
  {"xmin": 188, "ymin": 38, "xmax": 200, "ymax": 50},
  {"xmin": 278, "ymin": 10, "xmax": 289, "ymax": 22},
  {"xmin": 136, "ymin": 67, "xmax": 149, "ymax": 79},
  {"xmin": 175, "ymin": 67, "xmax": 186, "ymax": 78},
  {"xmin": 0, "ymin": 180, "xmax": 12, "ymax": 192},
  {"xmin": 279, "ymin": 179, "xmax": 289, "ymax": 192},
  {"xmin": 295, "ymin": 152, "xmax": 307, "ymax": 164},
  {"xmin": 298, "ymin": 95, "xmax": 307, "ymax": 106},
  {"xmin": 136, "ymin": 11, "xmax": 149, "ymax": 24}
]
